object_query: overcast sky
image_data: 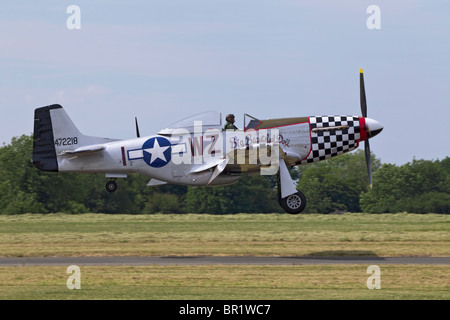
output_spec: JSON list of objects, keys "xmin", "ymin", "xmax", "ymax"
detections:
[{"xmin": 1, "ymin": 0, "xmax": 449, "ymax": 165}]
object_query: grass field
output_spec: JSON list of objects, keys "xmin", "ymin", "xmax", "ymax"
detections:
[
  {"xmin": 1, "ymin": 265, "xmax": 449, "ymax": 300},
  {"xmin": 0, "ymin": 213, "xmax": 449, "ymax": 299},
  {"xmin": 1, "ymin": 213, "xmax": 449, "ymax": 257}
]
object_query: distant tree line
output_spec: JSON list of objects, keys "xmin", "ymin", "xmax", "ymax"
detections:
[{"xmin": 0, "ymin": 134, "xmax": 448, "ymax": 214}]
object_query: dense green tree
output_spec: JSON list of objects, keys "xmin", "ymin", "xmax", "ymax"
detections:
[
  {"xmin": 360, "ymin": 158, "xmax": 450, "ymax": 213},
  {"xmin": 296, "ymin": 150, "xmax": 381, "ymax": 213},
  {"xmin": 0, "ymin": 135, "xmax": 46, "ymax": 214},
  {"xmin": 143, "ymin": 192, "xmax": 185, "ymax": 214},
  {"xmin": 186, "ymin": 175, "xmax": 281, "ymax": 214}
]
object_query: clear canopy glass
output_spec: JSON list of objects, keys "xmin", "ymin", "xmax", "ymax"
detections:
[{"xmin": 158, "ymin": 111, "xmax": 223, "ymax": 134}]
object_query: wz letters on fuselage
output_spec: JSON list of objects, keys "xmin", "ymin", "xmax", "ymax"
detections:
[{"xmin": 169, "ymin": 125, "xmax": 280, "ymax": 175}]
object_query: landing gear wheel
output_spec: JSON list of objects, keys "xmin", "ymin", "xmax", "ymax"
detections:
[
  {"xmin": 106, "ymin": 180, "xmax": 118, "ymax": 193},
  {"xmin": 280, "ymin": 191, "xmax": 306, "ymax": 214}
]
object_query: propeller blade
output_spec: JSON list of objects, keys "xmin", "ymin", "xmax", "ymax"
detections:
[
  {"xmin": 365, "ymin": 140, "xmax": 372, "ymax": 189},
  {"xmin": 135, "ymin": 117, "xmax": 140, "ymax": 138},
  {"xmin": 360, "ymin": 69, "xmax": 375, "ymax": 188},
  {"xmin": 360, "ymin": 68, "xmax": 367, "ymax": 118}
]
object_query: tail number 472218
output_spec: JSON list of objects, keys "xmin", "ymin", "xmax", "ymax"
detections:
[{"xmin": 55, "ymin": 137, "xmax": 78, "ymax": 146}]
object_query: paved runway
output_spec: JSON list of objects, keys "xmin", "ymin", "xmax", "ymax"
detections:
[{"xmin": 1, "ymin": 256, "xmax": 449, "ymax": 266}]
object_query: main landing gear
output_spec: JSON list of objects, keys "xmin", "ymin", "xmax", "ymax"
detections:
[
  {"xmin": 105, "ymin": 174, "xmax": 127, "ymax": 192},
  {"xmin": 106, "ymin": 180, "xmax": 117, "ymax": 192},
  {"xmin": 277, "ymin": 159, "xmax": 306, "ymax": 214},
  {"xmin": 279, "ymin": 191, "xmax": 306, "ymax": 214}
]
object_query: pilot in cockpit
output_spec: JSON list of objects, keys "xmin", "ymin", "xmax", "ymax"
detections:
[{"xmin": 223, "ymin": 114, "xmax": 238, "ymax": 130}]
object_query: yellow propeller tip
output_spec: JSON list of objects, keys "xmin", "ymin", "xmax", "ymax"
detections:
[{"xmin": 360, "ymin": 68, "xmax": 363, "ymax": 73}]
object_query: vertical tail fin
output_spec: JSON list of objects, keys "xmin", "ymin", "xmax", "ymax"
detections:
[{"xmin": 33, "ymin": 104, "xmax": 117, "ymax": 172}]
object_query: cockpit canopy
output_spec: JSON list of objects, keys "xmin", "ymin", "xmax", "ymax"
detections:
[{"xmin": 158, "ymin": 111, "xmax": 223, "ymax": 135}]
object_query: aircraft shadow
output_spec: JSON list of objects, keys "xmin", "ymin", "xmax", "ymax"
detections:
[{"xmin": 292, "ymin": 250, "xmax": 382, "ymax": 259}]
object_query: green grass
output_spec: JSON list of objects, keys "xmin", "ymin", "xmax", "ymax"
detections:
[
  {"xmin": 0, "ymin": 213, "xmax": 449, "ymax": 299},
  {"xmin": 1, "ymin": 265, "xmax": 449, "ymax": 300},
  {"xmin": 0, "ymin": 213, "xmax": 448, "ymax": 257}
]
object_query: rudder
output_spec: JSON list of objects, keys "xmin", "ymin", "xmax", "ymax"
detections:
[{"xmin": 33, "ymin": 104, "xmax": 61, "ymax": 172}]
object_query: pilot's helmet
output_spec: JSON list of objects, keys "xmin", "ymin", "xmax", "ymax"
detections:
[{"xmin": 226, "ymin": 114, "xmax": 235, "ymax": 122}]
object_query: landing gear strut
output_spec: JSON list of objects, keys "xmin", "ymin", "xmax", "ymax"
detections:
[
  {"xmin": 105, "ymin": 180, "xmax": 118, "ymax": 192},
  {"xmin": 277, "ymin": 159, "xmax": 306, "ymax": 214}
]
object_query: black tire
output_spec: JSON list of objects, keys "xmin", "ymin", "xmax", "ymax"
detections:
[
  {"xmin": 106, "ymin": 180, "xmax": 117, "ymax": 193},
  {"xmin": 280, "ymin": 191, "xmax": 306, "ymax": 214}
]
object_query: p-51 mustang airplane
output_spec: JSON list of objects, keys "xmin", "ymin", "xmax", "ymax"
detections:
[{"xmin": 33, "ymin": 69, "xmax": 382, "ymax": 214}]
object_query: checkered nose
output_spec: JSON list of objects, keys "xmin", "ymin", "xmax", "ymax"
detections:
[{"xmin": 365, "ymin": 118, "xmax": 383, "ymax": 139}]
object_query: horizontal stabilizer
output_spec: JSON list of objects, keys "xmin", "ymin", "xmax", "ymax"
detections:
[{"xmin": 59, "ymin": 145, "xmax": 105, "ymax": 156}]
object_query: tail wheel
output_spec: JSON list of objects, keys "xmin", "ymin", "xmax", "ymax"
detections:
[
  {"xmin": 280, "ymin": 191, "xmax": 306, "ymax": 214},
  {"xmin": 106, "ymin": 180, "xmax": 117, "ymax": 193}
]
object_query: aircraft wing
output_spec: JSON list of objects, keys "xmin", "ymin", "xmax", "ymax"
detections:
[
  {"xmin": 188, "ymin": 158, "xmax": 229, "ymax": 185},
  {"xmin": 188, "ymin": 161, "xmax": 222, "ymax": 174},
  {"xmin": 207, "ymin": 158, "xmax": 229, "ymax": 185},
  {"xmin": 146, "ymin": 178, "xmax": 168, "ymax": 186}
]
